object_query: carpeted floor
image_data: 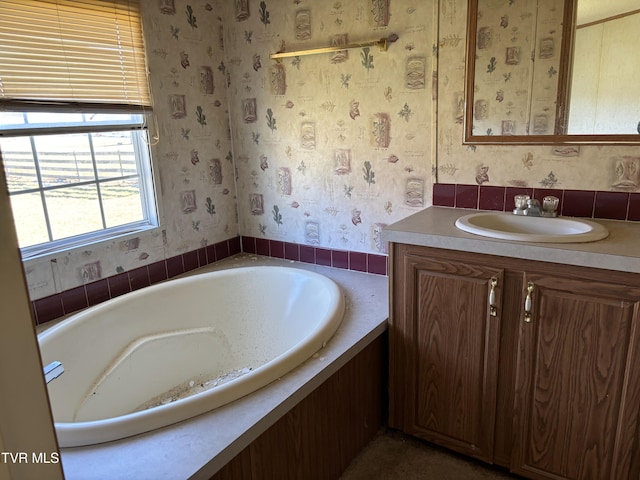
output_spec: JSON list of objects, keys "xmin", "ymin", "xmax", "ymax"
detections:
[{"xmin": 341, "ymin": 429, "xmax": 521, "ymax": 480}]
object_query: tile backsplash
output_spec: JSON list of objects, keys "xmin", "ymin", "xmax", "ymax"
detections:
[
  {"xmin": 31, "ymin": 238, "xmax": 387, "ymax": 326},
  {"xmin": 33, "ymin": 182, "xmax": 639, "ymax": 326},
  {"xmin": 241, "ymin": 237, "xmax": 387, "ymax": 276},
  {"xmin": 434, "ymin": 183, "xmax": 640, "ymax": 222}
]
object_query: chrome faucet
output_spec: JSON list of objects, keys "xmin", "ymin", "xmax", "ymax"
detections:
[
  {"xmin": 513, "ymin": 195, "xmax": 559, "ymax": 217},
  {"xmin": 44, "ymin": 361, "xmax": 64, "ymax": 384},
  {"xmin": 523, "ymin": 198, "xmax": 542, "ymax": 216}
]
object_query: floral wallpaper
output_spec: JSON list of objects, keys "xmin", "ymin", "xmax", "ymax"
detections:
[
  {"xmin": 144, "ymin": 1, "xmax": 238, "ymax": 252},
  {"xmin": 24, "ymin": 0, "xmax": 238, "ymax": 300},
  {"xmin": 471, "ymin": 0, "xmax": 564, "ymax": 136},
  {"xmin": 437, "ymin": 0, "xmax": 640, "ymax": 191},
  {"xmin": 224, "ymin": 0, "xmax": 436, "ymax": 255},
  {"xmin": 23, "ymin": 0, "xmax": 436, "ymax": 301},
  {"xmin": 21, "ymin": 0, "xmax": 640, "ymax": 303}
]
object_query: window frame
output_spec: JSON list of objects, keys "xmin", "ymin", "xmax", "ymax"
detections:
[{"xmin": 0, "ymin": 112, "xmax": 159, "ymax": 260}]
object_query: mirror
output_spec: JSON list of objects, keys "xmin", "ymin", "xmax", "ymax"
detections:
[{"xmin": 464, "ymin": 0, "xmax": 640, "ymax": 144}]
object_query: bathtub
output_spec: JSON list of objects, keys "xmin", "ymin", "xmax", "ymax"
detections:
[{"xmin": 37, "ymin": 265, "xmax": 345, "ymax": 448}]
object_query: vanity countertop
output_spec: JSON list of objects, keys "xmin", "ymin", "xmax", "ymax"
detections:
[{"xmin": 382, "ymin": 206, "xmax": 640, "ymax": 274}]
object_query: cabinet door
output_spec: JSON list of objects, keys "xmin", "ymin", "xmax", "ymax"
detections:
[
  {"xmin": 512, "ymin": 273, "xmax": 640, "ymax": 480},
  {"xmin": 389, "ymin": 249, "xmax": 504, "ymax": 463}
]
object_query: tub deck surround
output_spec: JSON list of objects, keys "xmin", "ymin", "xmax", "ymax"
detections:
[
  {"xmin": 382, "ymin": 206, "xmax": 640, "ymax": 274},
  {"xmin": 39, "ymin": 266, "xmax": 346, "ymax": 448},
  {"xmin": 54, "ymin": 254, "xmax": 388, "ymax": 480}
]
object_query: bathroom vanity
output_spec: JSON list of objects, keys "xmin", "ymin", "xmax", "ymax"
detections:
[{"xmin": 383, "ymin": 207, "xmax": 640, "ymax": 480}]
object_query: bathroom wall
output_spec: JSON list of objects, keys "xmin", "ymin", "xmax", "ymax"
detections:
[
  {"xmin": 569, "ymin": 13, "xmax": 640, "ymax": 134},
  {"xmin": 223, "ymin": 0, "xmax": 437, "ymax": 256},
  {"xmin": 23, "ymin": 0, "xmax": 239, "ymax": 305},
  {"xmin": 20, "ymin": 0, "xmax": 640, "ymax": 321},
  {"xmin": 436, "ymin": 0, "xmax": 640, "ymax": 192},
  {"xmin": 27, "ymin": 0, "xmax": 434, "ymax": 320}
]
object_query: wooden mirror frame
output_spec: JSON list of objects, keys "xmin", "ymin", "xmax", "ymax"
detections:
[{"xmin": 463, "ymin": 0, "xmax": 640, "ymax": 145}]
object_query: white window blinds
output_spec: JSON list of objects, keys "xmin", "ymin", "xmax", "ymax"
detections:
[{"xmin": 0, "ymin": 0, "xmax": 152, "ymax": 112}]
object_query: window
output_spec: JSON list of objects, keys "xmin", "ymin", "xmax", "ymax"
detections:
[
  {"xmin": 0, "ymin": 0, "xmax": 157, "ymax": 259},
  {"xmin": 0, "ymin": 112, "xmax": 156, "ymax": 256}
]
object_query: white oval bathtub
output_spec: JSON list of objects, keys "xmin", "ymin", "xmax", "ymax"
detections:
[{"xmin": 37, "ymin": 266, "xmax": 345, "ymax": 447}]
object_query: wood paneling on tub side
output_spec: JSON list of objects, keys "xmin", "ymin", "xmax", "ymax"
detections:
[{"xmin": 210, "ymin": 333, "xmax": 388, "ymax": 480}]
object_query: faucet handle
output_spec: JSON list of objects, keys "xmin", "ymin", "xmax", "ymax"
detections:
[
  {"xmin": 542, "ymin": 196, "xmax": 559, "ymax": 216},
  {"xmin": 513, "ymin": 194, "xmax": 530, "ymax": 214}
]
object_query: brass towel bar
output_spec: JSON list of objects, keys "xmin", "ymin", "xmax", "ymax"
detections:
[{"xmin": 269, "ymin": 34, "xmax": 398, "ymax": 61}]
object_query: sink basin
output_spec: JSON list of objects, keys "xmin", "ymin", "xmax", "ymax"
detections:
[{"xmin": 454, "ymin": 212, "xmax": 609, "ymax": 243}]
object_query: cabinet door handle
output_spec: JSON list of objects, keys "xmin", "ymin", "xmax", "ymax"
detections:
[
  {"xmin": 489, "ymin": 277, "xmax": 498, "ymax": 317},
  {"xmin": 524, "ymin": 281, "xmax": 534, "ymax": 323}
]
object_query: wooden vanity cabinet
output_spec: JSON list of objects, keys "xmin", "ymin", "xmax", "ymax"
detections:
[
  {"xmin": 388, "ymin": 243, "xmax": 505, "ymax": 463},
  {"xmin": 389, "ymin": 243, "xmax": 640, "ymax": 480},
  {"xmin": 511, "ymin": 271, "xmax": 640, "ymax": 480}
]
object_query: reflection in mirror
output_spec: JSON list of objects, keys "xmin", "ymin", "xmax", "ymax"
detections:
[
  {"xmin": 464, "ymin": 0, "xmax": 640, "ymax": 144},
  {"xmin": 568, "ymin": 0, "xmax": 640, "ymax": 134}
]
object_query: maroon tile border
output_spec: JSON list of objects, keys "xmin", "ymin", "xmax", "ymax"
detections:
[
  {"xmin": 32, "ymin": 237, "xmax": 241, "ymax": 326},
  {"xmin": 32, "ymin": 236, "xmax": 389, "ymax": 326},
  {"xmin": 455, "ymin": 184, "xmax": 479, "ymax": 209},
  {"xmin": 594, "ymin": 191, "xmax": 628, "ymax": 221},
  {"xmin": 197, "ymin": 247, "xmax": 208, "ymax": 268},
  {"xmin": 255, "ymin": 237, "xmax": 270, "ymax": 256},
  {"xmin": 60, "ymin": 286, "xmax": 88, "ymax": 315},
  {"xmin": 32, "ymin": 182, "xmax": 640, "ymax": 327},
  {"xmin": 300, "ymin": 245, "xmax": 315, "ymax": 264},
  {"xmin": 368, "ymin": 254, "xmax": 388, "ymax": 276},
  {"xmin": 166, "ymin": 255, "xmax": 185, "ymax": 279},
  {"xmin": 32, "ymin": 183, "xmax": 639, "ymax": 327},
  {"xmin": 214, "ymin": 241, "xmax": 230, "ymax": 262},
  {"xmin": 147, "ymin": 262, "xmax": 168, "ymax": 285},
  {"xmin": 479, "ymin": 185, "xmax": 506, "ymax": 211},
  {"xmin": 239, "ymin": 236, "xmax": 388, "ymax": 277},
  {"xmin": 129, "ymin": 266, "xmax": 150, "ymax": 292},
  {"xmin": 107, "ymin": 272, "xmax": 131, "ymax": 299},
  {"xmin": 228, "ymin": 237, "xmax": 241, "ymax": 257},
  {"xmin": 242, "ymin": 236, "xmax": 256, "ymax": 254},
  {"xmin": 86, "ymin": 279, "xmax": 110, "ymax": 307},
  {"xmin": 628, "ymin": 193, "xmax": 640, "ymax": 221},
  {"xmin": 182, "ymin": 250, "xmax": 199, "ymax": 273},
  {"xmin": 349, "ymin": 252, "xmax": 367, "ymax": 272},
  {"xmin": 562, "ymin": 190, "xmax": 595, "ymax": 218},
  {"xmin": 284, "ymin": 242, "xmax": 300, "ymax": 261},
  {"xmin": 316, "ymin": 248, "xmax": 332, "ymax": 267},
  {"xmin": 33, "ymin": 295, "xmax": 63, "ymax": 325},
  {"xmin": 433, "ymin": 183, "xmax": 639, "ymax": 222},
  {"xmin": 332, "ymin": 250, "xmax": 349, "ymax": 269},
  {"xmin": 433, "ymin": 183, "xmax": 455, "ymax": 207},
  {"xmin": 270, "ymin": 240, "xmax": 285, "ymax": 259}
]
